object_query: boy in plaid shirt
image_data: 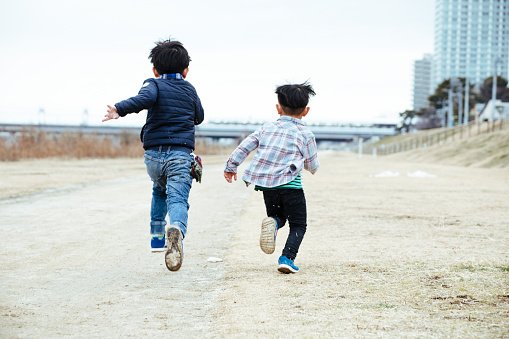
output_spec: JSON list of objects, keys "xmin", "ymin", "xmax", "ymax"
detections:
[{"xmin": 224, "ymin": 82, "xmax": 319, "ymax": 273}]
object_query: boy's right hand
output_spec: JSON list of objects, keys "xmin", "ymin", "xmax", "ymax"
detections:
[
  {"xmin": 224, "ymin": 172, "xmax": 237, "ymax": 183},
  {"xmin": 102, "ymin": 105, "xmax": 120, "ymax": 122}
]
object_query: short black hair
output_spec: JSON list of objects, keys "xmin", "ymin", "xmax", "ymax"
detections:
[
  {"xmin": 149, "ymin": 39, "xmax": 190, "ymax": 75},
  {"xmin": 275, "ymin": 82, "xmax": 316, "ymax": 115}
]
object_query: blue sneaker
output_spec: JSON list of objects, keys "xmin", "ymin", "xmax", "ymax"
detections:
[
  {"xmin": 150, "ymin": 234, "xmax": 166, "ymax": 252},
  {"xmin": 260, "ymin": 217, "xmax": 279, "ymax": 254},
  {"xmin": 278, "ymin": 255, "xmax": 299, "ymax": 274},
  {"xmin": 150, "ymin": 222, "xmax": 167, "ymax": 252}
]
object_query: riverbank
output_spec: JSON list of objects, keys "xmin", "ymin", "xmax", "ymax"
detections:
[{"xmin": 1, "ymin": 153, "xmax": 508, "ymax": 337}]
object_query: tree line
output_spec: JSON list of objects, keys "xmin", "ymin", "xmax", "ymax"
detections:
[{"xmin": 400, "ymin": 76, "xmax": 509, "ymax": 132}]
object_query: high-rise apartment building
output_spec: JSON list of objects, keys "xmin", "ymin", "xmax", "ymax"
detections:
[
  {"xmin": 413, "ymin": 54, "xmax": 433, "ymax": 110},
  {"xmin": 433, "ymin": 0, "xmax": 509, "ymax": 88}
]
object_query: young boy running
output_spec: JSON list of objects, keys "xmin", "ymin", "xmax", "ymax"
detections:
[
  {"xmin": 103, "ymin": 39, "xmax": 204, "ymax": 272},
  {"xmin": 224, "ymin": 82, "xmax": 319, "ymax": 273}
]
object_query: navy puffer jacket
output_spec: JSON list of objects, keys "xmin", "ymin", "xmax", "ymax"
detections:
[{"xmin": 115, "ymin": 77, "xmax": 204, "ymax": 150}]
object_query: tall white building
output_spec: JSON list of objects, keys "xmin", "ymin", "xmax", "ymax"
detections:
[
  {"xmin": 413, "ymin": 54, "xmax": 433, "ymax": 110},
  {"xmin": 433, "ymin": 0, "xmax": 509, "ymax": 88}
]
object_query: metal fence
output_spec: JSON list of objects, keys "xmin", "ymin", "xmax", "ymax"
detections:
[{"xmin": 363, "ymin": 119, "xmax": 507, "ymax": 156}]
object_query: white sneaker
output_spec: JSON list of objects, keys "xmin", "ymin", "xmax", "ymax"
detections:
[
  {"xmin": 165, "ymin": 227, "xmax": 183, "ymax": 271},
  {"xmin": 260, "ymin": 217, "xmax": 278, "ymax": 254}
]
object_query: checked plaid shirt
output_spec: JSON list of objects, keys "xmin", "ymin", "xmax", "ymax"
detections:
[{"xmin": 225, "ymin": 115, "xmax": 319, "ymax": 188}]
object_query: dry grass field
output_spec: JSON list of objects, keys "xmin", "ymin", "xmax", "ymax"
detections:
[
  {"xmin": 0, "ymin": 129, "xmax": 228, "ymax": 161},
  {"xmin": 0, "ymin": 131, "xmax": 143, "ymax": 160},
  {"xmin": 0, "ymin": 150, "xmax": 508, "ymax": 337}
]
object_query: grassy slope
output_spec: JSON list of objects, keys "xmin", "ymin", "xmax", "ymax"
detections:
[{"xmin": 379, "ymin": 127, "xmax": 509, "ymax": 168}]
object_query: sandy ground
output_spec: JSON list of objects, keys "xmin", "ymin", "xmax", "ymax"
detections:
[{"xmin": 1, "ymin": 153, "xmax": 508, "ymax": 338}]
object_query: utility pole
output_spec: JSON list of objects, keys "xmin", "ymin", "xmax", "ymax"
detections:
[
  {"xmin": 457, "ymin": 81, "xmax": 463, "ymax": 126},
  {"xmin": 463, "ymin": 78, "xmax": 469, "ymax": 125},
  {"xmin": 439, "ymin": 99, "xmax": 446, "ymax": 127},
  {"xmin": 38, "ymin": 107, "xmax": 46, "ymax": 125},
  {"xmin": 491, "ymin": 57, "xmax": 502, "ymax": 122},
  {"xmin": 82, "ymin": 109, "xmax": 89, "ymax": 126},
  {"xmin": 447, "ymin": 79, "xmax": 455, "ymax": 128}
]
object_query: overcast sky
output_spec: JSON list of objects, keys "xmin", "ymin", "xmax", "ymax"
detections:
[{"xmin": 0, "ymin": 0, "xmax": 434, "ymax": 126}]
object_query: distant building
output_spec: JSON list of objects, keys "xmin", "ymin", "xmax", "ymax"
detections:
[
  {"xmin": 413, "ymin": 54, "xmax": 433, "ymax": 111},
  {"xmin": 478, "ymin": 99, "xmax": 509, "ymax": 121},
  {"xmin": 433, "ymin": 0, "xmax": 509, "ymax": 88}
]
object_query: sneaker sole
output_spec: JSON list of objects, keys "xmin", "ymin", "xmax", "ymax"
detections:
[
  {"xmin": 260, "ymin": 217, "xmax": 277, "ymax": 254},
  {"xmin": 151, "ymin": 247, "xmax": 167, "ymax": 253},
  {"xmin": 278, "ymin": 264, "xmax": 298, "ymax": 274},
  {"xmin": 165, "ymin": 228, "xmax": 183, "ymax": 271}
]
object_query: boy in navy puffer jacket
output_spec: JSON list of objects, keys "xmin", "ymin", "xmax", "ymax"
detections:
[{"xmin": 103, "ymin": 39, "xmax": 204, "ymax": 272}]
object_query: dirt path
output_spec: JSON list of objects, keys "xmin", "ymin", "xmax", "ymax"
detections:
[{"xmin": 1, "ymin": 154, "xmax": 508, "ymax": 337}]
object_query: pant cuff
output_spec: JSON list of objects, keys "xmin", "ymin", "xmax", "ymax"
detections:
[
  {"xmin": 150, "ymin": 221, "xmax": 167, "ymax": 235},
  {"xmin": 168, "ymin": 222, "xmax": 186, "ymax": 239}
]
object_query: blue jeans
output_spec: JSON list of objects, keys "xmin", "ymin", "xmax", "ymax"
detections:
[{"xmin": 144, "ymin": 147, "xmax": 194, "ymax": 239}]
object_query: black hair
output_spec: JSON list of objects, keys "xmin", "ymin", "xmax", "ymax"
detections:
[
  {"xmin": 149, "ymin": 39, "xmax": 190, "ymax": 75},
  {"xmin": 275, "ymin": 82, "xmax": 316, "ymax": 115}
]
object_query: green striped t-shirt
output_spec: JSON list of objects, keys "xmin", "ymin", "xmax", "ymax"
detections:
[{"xmin": 255, "ymin": 174, "xmax": 302, "ymax": 191}]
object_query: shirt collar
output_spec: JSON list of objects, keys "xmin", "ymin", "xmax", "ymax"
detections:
[
  {"xmin": 278, "ymin": 115, "xmax": 306, "ymax": 126},
  {"xmin": 160, "ymin": 73, "xmax": 183, "ymax": 80}
]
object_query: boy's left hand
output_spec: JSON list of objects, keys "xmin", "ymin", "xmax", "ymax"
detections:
[
  {"xmin": 102, "ymin": 105, "xmax": 120, "ymax": 122},
  {"xmin": 224, "ymin": 172, "xmax": 237, "ymax": 183}
]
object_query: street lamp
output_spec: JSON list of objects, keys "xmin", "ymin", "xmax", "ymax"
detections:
[
  {"xmin": 491, "ymin": 57, "xmax": 503, "ymax": 122},
  {"xmin": 439, "ymin": 98, "xmax": 446, "ymax": 127},
  {"xmin": 447, "ymin": 78, "xmax": 457, "ymax": 128},
  {"xmin": 448, "ymin": 77, "xmax": 461, "ymax": 127},
  {"xmin": 457, "ymin": 81, "xmax": 463, "ymax": 126}
]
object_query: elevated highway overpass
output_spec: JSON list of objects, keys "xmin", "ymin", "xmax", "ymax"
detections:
[
  {"xmin": 0, "ymin": 122, "xmax": 397, "ymax": 143},
  {"xmin": 196, "ymin": 122, "xmax": 397, "ymax": 141}
]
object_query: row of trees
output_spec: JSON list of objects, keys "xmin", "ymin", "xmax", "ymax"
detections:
[{"xmin": 400, "ymin": 76, "xmax": 509, "ymax": 132}]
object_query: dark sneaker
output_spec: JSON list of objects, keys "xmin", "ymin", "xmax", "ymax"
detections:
[
  {"xmin": 150, "ymin": 222, "xmax": 166, "ymax": 252},
  {"xmin": 260, "ymin": 217, "xmax": 278, "ymax": 254},
  {"xmin": 150, "ymin": 235, "xmax": 167, "ymax": 252},
  {"xmin": 278, "ymin": 255, "xmax": 299, "ymax": 274},
  {"xmin": 165, "ymin": 227, "xmax": 183, "ymax": 271}
]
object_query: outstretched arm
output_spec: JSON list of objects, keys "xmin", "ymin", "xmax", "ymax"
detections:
[
  {"xmin": 224, "ymin": 129, "xmax": 261, "ymax": 182},
  {"xmin": 103, "ymin": 80, "xmax": 158, "ymax": 122}
]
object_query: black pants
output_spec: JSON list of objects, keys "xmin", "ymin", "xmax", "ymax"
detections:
[{"xmin": 262, "ymin": 189, "xmax": 307, "ymax": 261}]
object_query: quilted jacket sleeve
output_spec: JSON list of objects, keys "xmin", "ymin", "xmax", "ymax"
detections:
[
  {"xmin": 194, "ymin": 95, "xmax": 205, "ymax": 125},
  {"xmin": 114, "ymin": 79, "xmax": 158, "ymax": 116}
]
